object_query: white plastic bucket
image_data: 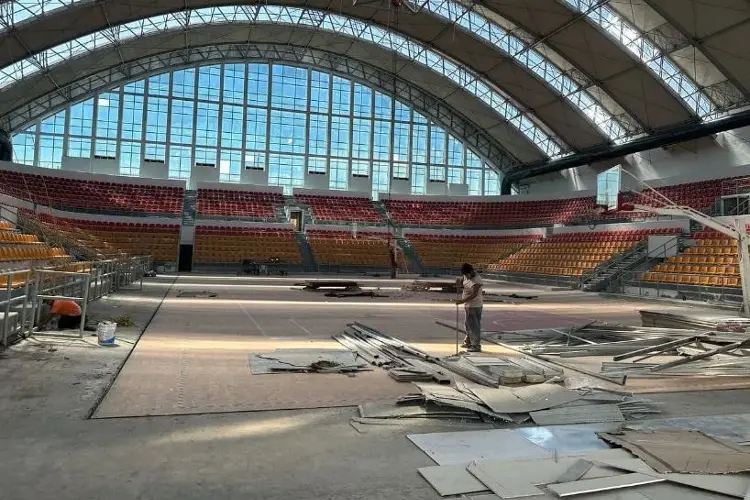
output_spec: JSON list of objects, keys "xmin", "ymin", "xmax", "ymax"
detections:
[{"xmin": 97, "ymin": 321, "xmax": 117, "ymax": 345}]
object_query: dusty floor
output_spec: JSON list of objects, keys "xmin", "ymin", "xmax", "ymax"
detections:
[{"xmin": 1, "ymin": 274, "xmax": 749, "ymax": 499}]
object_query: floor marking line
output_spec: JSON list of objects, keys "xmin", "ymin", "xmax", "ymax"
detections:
[
  {"xmin": 241, "ymin": 306, "xmax": 269, "ymax": 337},
  {"xmin": 289, "ymin": 318, "xmax": 313, "ymax": 338}
]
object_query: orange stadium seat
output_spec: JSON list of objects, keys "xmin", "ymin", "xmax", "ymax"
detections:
[
  {"xmin": 193, "ymin": 226, "xmax": 301, "ymax": 264},
  {"xmin": 642, "ymin": 229, "xmax": 741, "ymax": 288},
  {"xmin": 493, "ymin": 229, "xmax": 679, "ymax": 278}
]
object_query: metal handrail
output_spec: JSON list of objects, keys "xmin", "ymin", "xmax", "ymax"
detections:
[
  {"xmin": 579, "ymin": 240, "xmax": 648, "ymax": 285},
  {"xmin": 608, "ymin": 236, "xmax": 685, "ymax": 293}
]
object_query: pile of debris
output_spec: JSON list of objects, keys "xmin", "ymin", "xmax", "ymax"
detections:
[
  {"xmin": 640, "ymin": 309, "xmax": 750, "ymax": 332},
  {"xmin": 333, "ymin": 323, "xmax": 567, "ymax": 387},
  {"xmin": 334, "ymin": 324, "xmax": 657, "ymax": 426},
  {"xmin": 358, "ymin": 381, "xmax": 656, "ymax": 425},
  {"xmin": 482, "ymin": 321, "xmax": 750, "ymax": 382},
  {"xmin": 248, "ymin": 348, "xmax": 370, "ymax": 374},
  {"xmin": 411, "ymin": 426, "xmax": 750, "ymax": 498}
]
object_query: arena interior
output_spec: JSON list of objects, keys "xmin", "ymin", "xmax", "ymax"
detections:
[{"xmin": 4, "ymin": 1, "xmax": 750, "ymax": 499}]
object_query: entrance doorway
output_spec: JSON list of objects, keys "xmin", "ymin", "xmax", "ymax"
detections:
[
  {"xmin": 290, "ymin": 211, "xmax": 303, "ymax": 231},
  {"xmin": 178, "ymin": 244, "xmax": 193, "ymax": 272}
]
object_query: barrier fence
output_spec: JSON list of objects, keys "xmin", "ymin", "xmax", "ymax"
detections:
[{"xmin": 0, "ymin": 256, "xmax": 151, "ymax": 347}]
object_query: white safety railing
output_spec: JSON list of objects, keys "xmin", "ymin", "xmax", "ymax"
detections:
[{"xmin": 0, "ymin": 255, "xmax": 151, "ymax": 346}]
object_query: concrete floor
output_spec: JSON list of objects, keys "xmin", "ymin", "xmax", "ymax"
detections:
[{"xmin": 1, "ymin": 274, "xmax": 749, "ymax": 499}]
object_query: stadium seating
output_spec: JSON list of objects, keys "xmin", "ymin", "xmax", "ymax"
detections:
[
  {"xmin": 383, "ymin": 197, "xmax": 595, "ymax": 227},
  {"xmin": 406, "ymin": 234, "xmax": 538, "ymax": 270},
  {"xmin": 56, "ymin": 219, "xmax": 180, "ymax": 262},
  {"xmin": 296, "ymin": 195, "xmax": 383, "ymax": 224},
  {"xmin": 0, "ymin": 170, "xmax": 183, "ymax": 215},
  {"xmin": 0, "ymin": 221, "xmax": 70, "ymax": 270},
  {"xmin": 306, "ymin": 230, "xmax": 406, "ymax": 269},
  {"xmin": 193, "ymin": 226, "xmax": 301, "ymax": 264},
  {"xmin": 196, "ymin": 189, "xmax": 284, "ymax": 219},
  {"xmin": 21, "ymin": 211, "xmax": 127, "ymax": 259},
  {"xmin": 495, "ymin": 229, "xmax": 679, "ymax": 278},
  {"xmin": 643, "ymin": 230, "xmax": 741, "ymax": 287}
]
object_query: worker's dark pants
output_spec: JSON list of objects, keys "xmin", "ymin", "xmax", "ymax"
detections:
[
  {"xmin": 464, "ymin": 306, "xmax": 483, "ymax": 349},
  {"xmin": 57, "ymin": 315, "xmax": 82, "ymax": 330}
]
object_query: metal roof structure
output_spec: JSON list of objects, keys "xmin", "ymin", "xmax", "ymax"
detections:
[{"xmin": 1, "ymin": 0, "xmax": 749, "ymax": 183}]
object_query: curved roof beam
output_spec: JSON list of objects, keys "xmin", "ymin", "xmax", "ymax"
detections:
[
  {"xmin": 559, "ymin": 0, "xmax": 717, "ymax": 120},
  {"xmin": 4, "ymin": 43, "xmax": 519, "ymax": 172},
  {"xmin": 0, "ymin": 5, "xmax": 566, "ymax": 158},
  {"xmin": 0, "ymin": 0, "xmax": 636, "ymax": 144}
]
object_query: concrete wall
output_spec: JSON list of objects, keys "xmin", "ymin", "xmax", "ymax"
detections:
[
  {"xmin": 194, "ymin": 220, "xmax": 295, "ymax": 230},
  {"xmin": 403, "ymin": 227, "xmax": 544, "ymax": 237},
  {"xmin": 522, "ymin": 127, "xmax": 750, "ymax": 197},
  {"xmin": 294, "ymin": 187, "xmax": 371, "ymax": 198},
  {"xmin": 551, "ymin": 219, "xmax": 690, "ymax": 235},
  {"xmin": 379, "ymin": 189, "xmax": 592, "ymax": 203},
  {"xmin": 197, "ymin": 182, "xmax": 283, "ymax": 194}
]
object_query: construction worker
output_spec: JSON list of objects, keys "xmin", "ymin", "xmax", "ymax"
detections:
[
  {"xmin": 455, "ymin": 263, "xmax": 483, "ymax": 352},
  {"xmin": 38, "ymin": 298, "xmax": 82, "ymax": 330}
]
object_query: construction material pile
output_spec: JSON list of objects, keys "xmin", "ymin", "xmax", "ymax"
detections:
[
  {"xmin": 334, "ymin": 323, "xmax": 564, "ymax": 386},
  {"xmin": 336, "ymin": 324, "xmax": 657, "ymax": 425},
  {"xmin": 358, "ymin": 382, "xmax": 656, "ymax": 425},
  {"xmin": 410, "ymin": 425, "xmax": 750, "ymax": 498},
  {"xmin": 483, "ymin": 321, "xmax": 750, "ymax": 381},
  {"xmin": 640, "ymin": 309, "xmax": 750, "ymax": 332}
]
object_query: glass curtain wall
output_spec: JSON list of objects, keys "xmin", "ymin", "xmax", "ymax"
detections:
[{"xmin": 12, "ymin": 62, "xmax": 501, "ymax": 196}]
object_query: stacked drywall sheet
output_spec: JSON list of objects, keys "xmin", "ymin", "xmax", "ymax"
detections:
[{"xmin": 409, "ymin": 426, "xmax": 750, "ymax": 498}]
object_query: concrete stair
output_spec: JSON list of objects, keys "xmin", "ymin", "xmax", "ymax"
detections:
[
  {"xmin": 581, "ymin": 241, "xmax": 648, "ymax": 292},
  {"xmin": 372, "ymin": 200, "xmax": 392, "ymax": 225},
  {"xmin": 295, "ymin": 232, "xmax": 317, "ymax": 271},
  {"xmin": 182, "ymin": 190, "xmax": 197, "ymax": 227},
  {"xmin": 397, "ymin": 237, "xmax": 425, "ymax": 275}
]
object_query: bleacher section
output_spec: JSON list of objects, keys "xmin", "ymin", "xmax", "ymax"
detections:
[
  {"xmin": 407, "ymin": 234, "xmax": 538, "ymax": 270},
  {"xmin": 21, "ymin": 211, "xmax": 125, "ymax": 259},
  {"xmin": 608, "ymin": 178, "xmax": 723, "ymax": 219},
  {"xmin": 296, "ymin": 195, "xmax": 383, "ymax": 224},
  {"xmin": 0, "ymin": 170, "xmax": 183, "ymax": 215},
  {"xmin": 493, "ymin": 229, "xmax": 678, "ymax": 278},
  {"xmin": 643, "ymin": 231, "xmax": 740, "ymax": 287},
  {"xmin": 193, "ymin": 226, "xmax": 301, "ymax": 264},
  {"xmin": 0, "ymin": 221, "xmax": 70, "ymax": 270},
  {"xmin": 55, "ymin": 219, "xmax": 179, "ymax": 262},
  {"xmin": 306, "ymin": 230, "xmax": 405, "ymax": 269},
  {"xmin": 196, "ymin": 189, "xmax": 284, "ymax": 219},
  {"xmin": 383, "ymin": 198, "xmax": 594, "ymax": 227}
]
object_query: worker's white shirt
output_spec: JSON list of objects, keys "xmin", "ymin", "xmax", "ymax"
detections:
[{"xmin": 462, "ymin": 274, "xmax": 483, "ymax": 307}]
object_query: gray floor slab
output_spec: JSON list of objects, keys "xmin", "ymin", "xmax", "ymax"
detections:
[
  {"xmin": 417, "ymin": 465, "xmax": 489, "ymax": 496},
  {"xmin": 407, "ymin": 429, "xmax": 552, "ymax": 465}
]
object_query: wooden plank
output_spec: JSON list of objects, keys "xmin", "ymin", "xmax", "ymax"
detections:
[{"xmin": 546, "ymin": 473, "xmax": 664, "ymax": 497}]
